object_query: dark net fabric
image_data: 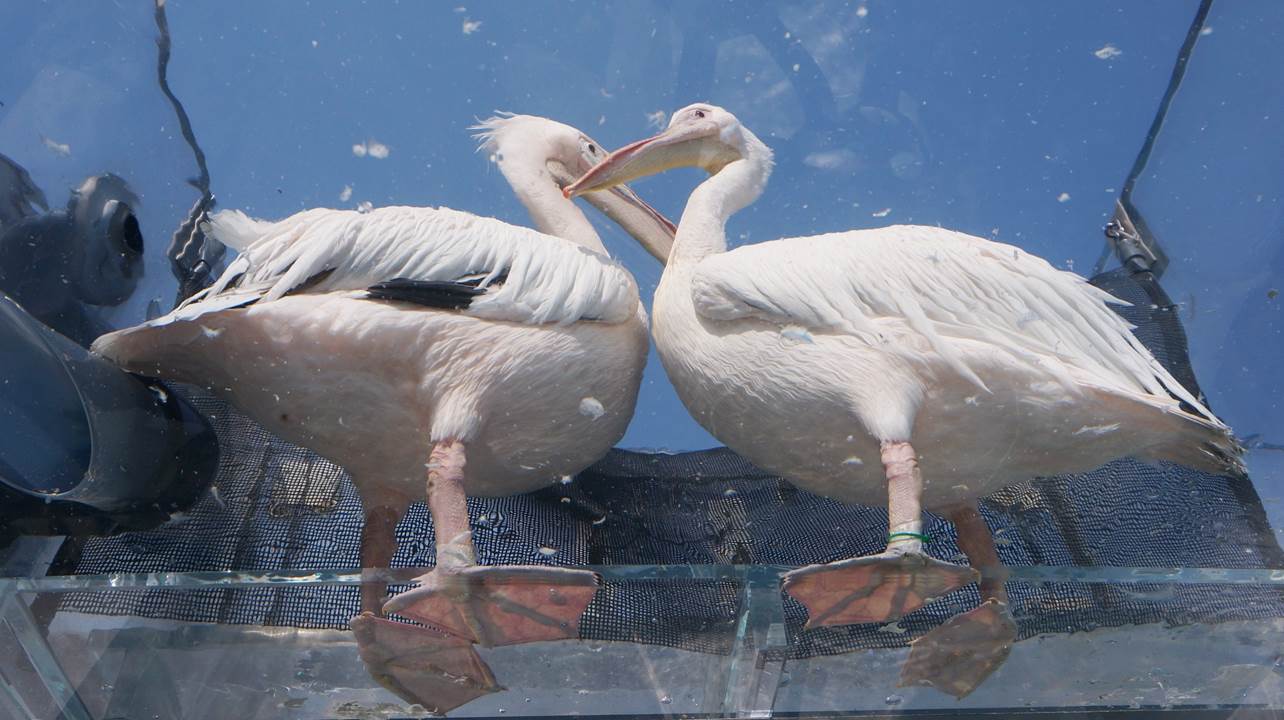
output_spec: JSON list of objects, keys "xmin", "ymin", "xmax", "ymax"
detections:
[{"xmin": 59, "ymin": 269, "xmax": 1284, "ymax": 658}]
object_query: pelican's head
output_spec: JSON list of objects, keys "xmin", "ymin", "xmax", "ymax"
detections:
[
  {"xmin": 564, "ymin": 103, "xmax": 768, "ymax": 198},
  {"xmin": 473, "ymin": 114, "xmax": 674, "ymax": 260},
  {"xmin": 473, "ymin": 113, "xmax": 612, "ymax": 189}
]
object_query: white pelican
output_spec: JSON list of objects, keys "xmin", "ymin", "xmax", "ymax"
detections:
[
  {"xmin": 567, "ymin": 103, "xmax": 1242, "ymax": 697},
  {"xmin": 93, "ymin": 114, "xmax": 673, "ymax": 712}
]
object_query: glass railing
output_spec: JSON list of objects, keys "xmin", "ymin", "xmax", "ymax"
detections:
[{"xmin": 4, "ymin": 564, "xmax": 1284, "ymax": 718}]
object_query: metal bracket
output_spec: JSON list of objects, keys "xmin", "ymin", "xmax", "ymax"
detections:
[{"xmin": 1105, "ymin": 200, "xmax": 1170, "ymax": 277}]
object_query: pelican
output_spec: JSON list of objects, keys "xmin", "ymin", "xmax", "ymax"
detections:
[
  {"xmin": 93, "ymin": 114, "xmax": 673, "ymax": 712},
  {"xmin": 566, "ymin": 103, "xmax": 1242, "ymax": 697}
]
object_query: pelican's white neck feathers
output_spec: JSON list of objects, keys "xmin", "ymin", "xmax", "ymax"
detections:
[{"xmin": 675, "ymin": 131, "xmax": 773, "ymax": 263}]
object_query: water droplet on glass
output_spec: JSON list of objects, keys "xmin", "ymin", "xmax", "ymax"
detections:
[
  {"xmin": 476, "ymin": 511, "xmax": 505, "ymax": 528},
  {"xmin": 560, "ymin": 475, "xmax": 574, "ymax": 485},
  {"xmin": 578, "ymin": 397, "xmax": 606, "ymax": 419},
  {"xmin": 538, "ymin": 546, "xmax": 558, "ymax": 556},
  {"xmin": 842, "ymin": 456, "xmax": 863, "ymax": 466},
  {"xmin": 780, "ymin": 325, "xmax": 813, "ymax": 343},
  {"xmin": 660, "ymin": 695, "xmax": 672, "ymax": 705},
  {"xmin": 885, "ymin": 694, "xmax": 903, "ymax": 705}
]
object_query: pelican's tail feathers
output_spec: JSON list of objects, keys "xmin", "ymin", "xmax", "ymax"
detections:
[
  {"xmin": 202, "ymin": 209, "xmax": 273, "ymax": 252},
  {"xmin": 1137, "ymin": 405, "xmax": 1246, "ymax": 479},
  {"xmin": 91, "ymin": 322, "xmax": 211, "ymax": 385},
  {"xmin": 1081, "ymin": 377, "xmax": 1246, "ymax": 479}
]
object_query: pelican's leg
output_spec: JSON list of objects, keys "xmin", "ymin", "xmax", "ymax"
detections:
[
  {"xmin": 383, "ymin": 439, "xmax": 600, "ymax": 647},
  {"xmin": 783, "ymin": 440, "xmax": 977, "ymax": 627},
  {"xmin": 359, "ymin": 504, "xmax": 401, "ymax": 615},
  {"xmin": 350, "ymin": 501, "xmax": 501, "ymax": 714},
  {"xmin": 900, "ymin": 503, "xmax": 1018, "ymax": 698}
]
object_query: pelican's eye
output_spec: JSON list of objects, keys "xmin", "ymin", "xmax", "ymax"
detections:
[
  {"xmin": 580, "ymin": 138, "xmax": 603, "ymax": 161},
  {"xmin": 693, "ymin": 109, "xmax": 706, "ymax": 119}
]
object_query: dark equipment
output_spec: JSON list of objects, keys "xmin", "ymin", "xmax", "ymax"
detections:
[
  {"xmin": 0, "ymin": 292, "xmax": 219, "ymax": 543},
  {"xmin": 0, "ymin": 172, "xmax": 145, "ymax": 347}
]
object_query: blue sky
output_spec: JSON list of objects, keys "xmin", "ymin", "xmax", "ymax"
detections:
[{"xmin": 2, "ymin": 1, "xmax": 1279, "ymax": 456}]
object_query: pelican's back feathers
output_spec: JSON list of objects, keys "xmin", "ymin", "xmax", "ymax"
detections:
[
  {"xmin": 691, "ymin": 225, "xmax": 1221, "ymax": 426},
  {"xmin": 158, "ymin": 205, "xmax": 639, "ymax": 327}
]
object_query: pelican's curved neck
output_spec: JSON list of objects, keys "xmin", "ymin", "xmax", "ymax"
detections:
[
  {"xmin": 503, "ymin": 162, "xmax": 608, "ymax": 255},
  {"xmin": 671, "ymin": 134, "xmax": 773, "ymax": 265}
]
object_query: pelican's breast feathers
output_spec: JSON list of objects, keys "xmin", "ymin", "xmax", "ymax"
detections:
[
  {"xmin": 157, "ymin": 206, "xmax": 639, "ymax": 326},
  {"xmin": 690, "ymin": 224, "xmax": 1216, "ymax": 421}
]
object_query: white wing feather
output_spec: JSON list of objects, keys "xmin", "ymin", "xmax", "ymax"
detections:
[
  {"xmin": 156, "ymin": 206, "xmax": 638, "ymax": 326},
  {"xmin": 691, "ymin": 224, "xmax": 1215, "ymax": 420}
]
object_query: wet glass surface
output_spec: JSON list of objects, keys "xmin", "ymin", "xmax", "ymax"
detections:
[
  {"xmin": 0, "ymin": 0, "xmax": 1221, "ymax": 451},
  {"xmin": 2, "ymin": 1, "xmax": 1283, "ymax": 718},
  {"xmin": 4, "ymin": 569, "xmax": 1284, "ymax": 718}
]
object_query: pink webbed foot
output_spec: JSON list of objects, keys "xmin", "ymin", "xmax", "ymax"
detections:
[
  {"xmin": 383, "ymin": 565, "xmax": 601, "ymax": 647},
  {"xmin": 351, "ymin": 612, "xmax": 501, "ymax": 714},
  {"xmin": 899, "ymin": 598, "xmax": 1018, "ymax": 698},
  {"xmin": 783, "ymin": 551, "xmax": 978, "ymax": 628}
]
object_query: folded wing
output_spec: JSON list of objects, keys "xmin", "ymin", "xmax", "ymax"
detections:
[
  {"xmin": 154, "ymin": 206, "xmax": 639, "ymax": 327},
  {"xmin": 690, "ymin": 224, "xmax": 1216, "ymax": 422}
]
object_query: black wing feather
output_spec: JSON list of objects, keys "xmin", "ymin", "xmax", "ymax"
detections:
[{"xmin": 366, "ymin": 277, "xmax": 490, "ymax": 310}]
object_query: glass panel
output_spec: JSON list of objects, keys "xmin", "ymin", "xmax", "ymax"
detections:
[
  {"xmin": 1124, "ymin": 1, "xmax": 1284, "ymax": 539},
  {"xmin": 3, "ymin": 1, "xmax": 1283, "ymax": 718},
  {"xmin": 7, "ymin": 568, "xmax": 1284, "ymax": 717},
  {"xmin": 13, "ymin": 570, "xmax": 748, "ymax": 718}
]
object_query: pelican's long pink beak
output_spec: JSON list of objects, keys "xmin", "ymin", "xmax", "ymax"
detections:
[
  {"xmin": 564, "ymin": 119, "xmax": 723, "ymax": 199},
  {"xmin": 604, "ymin": 184, "xmax": 677, "ymax": 238}
]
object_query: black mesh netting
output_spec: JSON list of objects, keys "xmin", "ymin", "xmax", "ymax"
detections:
[{"xmin": 58, "ymin": 268, "xmax": 1284, "ymax": 659}]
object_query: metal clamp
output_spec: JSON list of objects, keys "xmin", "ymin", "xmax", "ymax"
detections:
[{"xmin": 1105, "ymin": 200, "xmax": 1169, "ymax": 277}]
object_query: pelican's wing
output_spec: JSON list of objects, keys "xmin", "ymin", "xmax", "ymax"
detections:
[
  {"xmin": 155, "ymin": 206, "xmax": 638, "ymax": 326},
  {"xmin": 690, "ymin": 224, "xmax": 1215, "ymax": 420}
]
